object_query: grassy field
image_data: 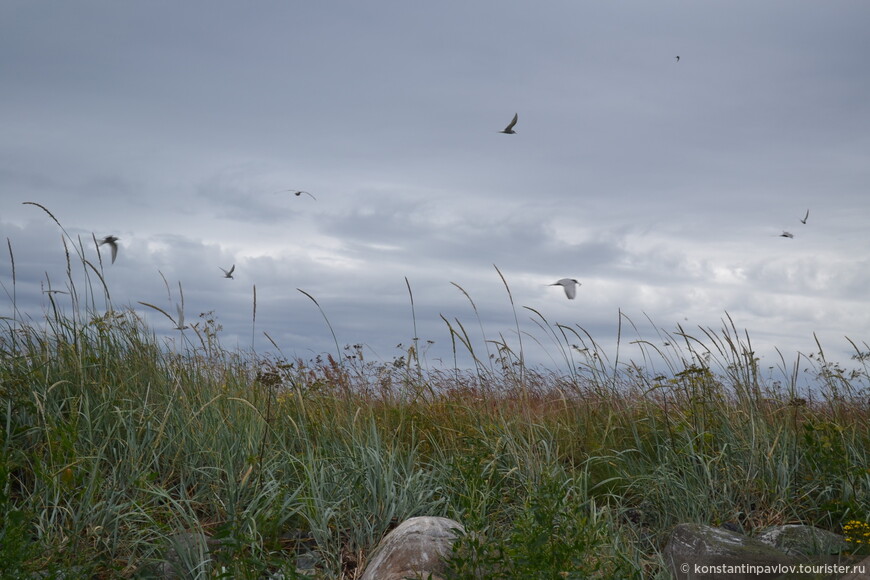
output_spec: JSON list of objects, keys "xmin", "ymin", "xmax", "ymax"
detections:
[{"xmin": 2, "ymin": 215, "xmax": 869, "ymax": 578}]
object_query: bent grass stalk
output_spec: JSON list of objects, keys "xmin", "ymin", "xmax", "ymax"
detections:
[
  {"xmin": 493, "ymin": 263, "xmax": 525, "ymax": 394},
  {"xmin": 298, "ymin": 287, "xmax": 342, "ymax": 368}
]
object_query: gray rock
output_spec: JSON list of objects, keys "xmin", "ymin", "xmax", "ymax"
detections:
[
  {"xmin": 156, "ymin": 532, "xmax": 221, "ymax": 579},
  {"xmin": 665, "ymin": 523, "xmax": 796, "ymax": 580},
  {"xmin": 771, "ymin": 555, "xmax": 870, "ymax": 580},
  {"xmin": 359, "ymin": 516, "xmax": 464, "ymax": 580},
  {"xmin": 839, "ymin": 555, "xmax": 870, "ymax": 580},
  {"xmin": 295, "ymin": 550, "xmax": 320, "ymax": 574},
  {"xmin": 758, "ymin": 525, "xmax": 849, "ymax": 557}
]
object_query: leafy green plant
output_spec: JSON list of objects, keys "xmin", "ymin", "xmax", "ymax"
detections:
[
  {"xmin": 445, "ymin": 469, "xmax": 640, "ymax": 578},
  {"xmin": 0, "ymin": 462, "xmax": 39, "ymax": 578}
]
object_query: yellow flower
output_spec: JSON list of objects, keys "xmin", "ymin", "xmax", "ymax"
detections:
[{"xmin": 844, "ymin": 520, "xmax": 870, "ymax": 545}]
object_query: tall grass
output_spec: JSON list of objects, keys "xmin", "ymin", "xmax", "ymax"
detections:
[{"xmin": 1, "ymin": 207, "xmax": 869, "ymax": 578}]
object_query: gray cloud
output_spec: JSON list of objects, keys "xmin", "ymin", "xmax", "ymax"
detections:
[{"xmin": 2, "ymin": 1, "xmax": 869, "ymax": 373}]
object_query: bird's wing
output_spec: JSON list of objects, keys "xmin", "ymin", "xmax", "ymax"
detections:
[
  {"xmin": 228, "ymin": 265, "xmax": 235, "ymax": 275},
  {"xmin": 504, "ymin": 113, "xmax": 518, "ymax": 131},
  {"xmin": 564, "ymin": 282, "xmax": 577, "ymax": 299},
  {"xmin": 109, "ymin": 242, "xmax": 118, "ymax": 263}
]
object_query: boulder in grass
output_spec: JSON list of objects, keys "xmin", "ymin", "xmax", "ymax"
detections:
[
  {"xmin": 664, "ymin": 523, "xmax": 796, "ymax": 580},
  {"xmin": 757, "ymin": 524, "xmax": 849, "ymax": 557},
  {"xmin": 359, "ymin": 516, "xmax": 464, "ymax": 580},
  {"xmin": 838, "ymin": 555, "xmax": 870, "ymax": 580},
  {"xmin": 157, "ymin": 532, "xmax": 222, "ymax": 579}
]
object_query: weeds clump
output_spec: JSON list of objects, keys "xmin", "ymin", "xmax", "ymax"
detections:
[{"xmin": 1, "ymin": 208, "xmax": 869, "ymax": 577}]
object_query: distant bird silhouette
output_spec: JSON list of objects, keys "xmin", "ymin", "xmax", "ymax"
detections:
[
  {"xmin": 220, "ymin": 265, "xmax": 235, "ymax": 279},
  {"xmin": 800, "ymin": 209, "xmax": 809, "ymax": 224},
  {"xmin": 500, "ymin": 113, "xmax": 518, "ymax": 134},
  {"xmin": 276, "ymin": 189, "xmax": 317, "ymax": 200},
  {"xmin": 675, "ymin": 56, "xmax": 680, "ymax": 62},
  {"xmin": 98, "ymin": 236, "xmax": 119, "ymax": 263},
  {"xmin": 780, "ymin": 231, "xmax": 794, "ymax": 239},
  {"xmin": 550, "ymin": 278, "xmax": 580, "ymax": 300}
]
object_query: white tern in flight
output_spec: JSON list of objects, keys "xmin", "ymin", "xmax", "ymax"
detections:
[
  {"xmin": 98, "ymin": 236, "xmax": 119, "ymax": 264},
  {"xmin": 550, "ymin": 278, "xmax": 580, "ymax": 300}
]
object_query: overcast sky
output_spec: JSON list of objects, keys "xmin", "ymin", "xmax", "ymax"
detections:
[{"xmin": 2, "ymin": 1, "xmax": 869, "ymax": 378}]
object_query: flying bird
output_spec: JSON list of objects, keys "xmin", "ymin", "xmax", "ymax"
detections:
[
  {"xmin": 292, "ymin": 190, "xmax": 317, "ymax": 200},
  {"xmin": 276, "ymin": 189, "xmax": 317, "ymax": 200},
  {"xmin": 220, "ymin": 265, "xmax": 235, "ymax": 279},
  {"xmin": 500, "ymin": 113, "xmax": 518, "ymax": 134},
  {"xmin": 675, "ymin": 56, "xmax": 680, "ymax": 62},
  {"xmin": 780, "ymin": 231, "xmax": 794, "ymax": 239},
  {"xmin": 98, "ymin": 235, "xmax": 119, "ymax": 263},
  {"xmin": 550, "ymin": 278, "xmax": 581, "ymax": 300},
  {"xmin": 174, "ymin": 304, "xmax": 189, "ymax": 331},
  {"xmin": 800, "ymin": 209, "xmax": 809, "ymax": 224}
]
